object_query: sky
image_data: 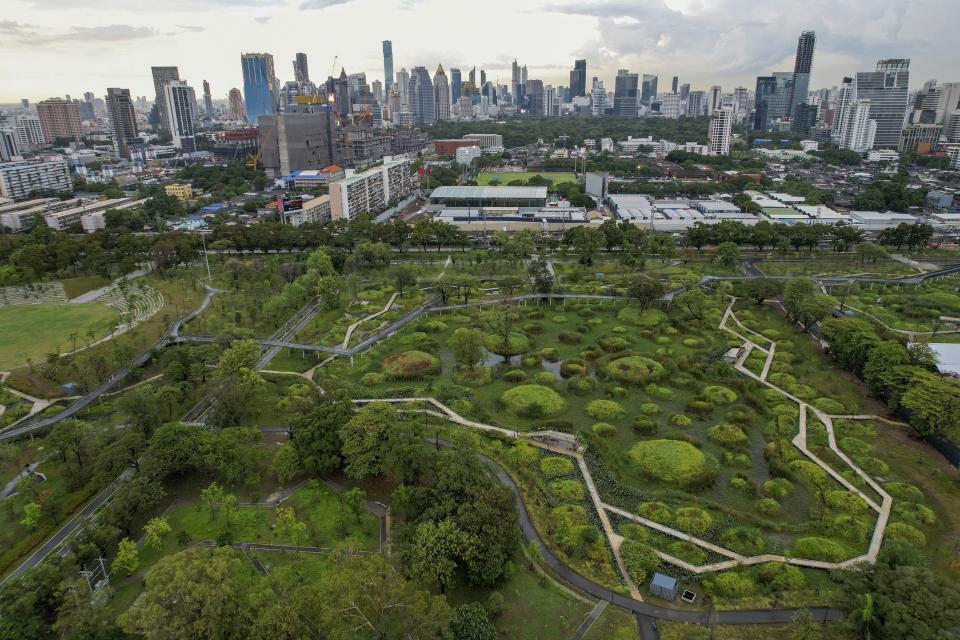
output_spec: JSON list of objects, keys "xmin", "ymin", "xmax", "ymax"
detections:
[{"xmin": 2, "ymin": 0, "xmax": 958, "ymax": 103}]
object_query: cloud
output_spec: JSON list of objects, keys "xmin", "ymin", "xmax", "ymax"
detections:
[
  {"xmin": 175, "ymin": 25, "xmax": 206, "ymax": 33},
  {"xmin": 0, "ymin": 20, "xmax": 38, "ymax": 36},
  {"xmin": 299, "ymin": 0, "xmax": 356, "ymax": 9},
  {"xmin": 254, "ymin": 16, "xmax": 272, "ymax": 23},
  {"xmin": 58, "ymin": 24, "xmax": 157, "ymax": 41},
  {"xmin": 22, "ymin": 0, "xmax": 284, "ymax": 9}
]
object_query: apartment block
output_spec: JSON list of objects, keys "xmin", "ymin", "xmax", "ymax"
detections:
[
  {"xmin": 330, "ymin": 157, "xmax": 413, "ymax": 221},
  {"xmin": 0, "ymin": 160, "xmax": 72, "ymax": 200}
]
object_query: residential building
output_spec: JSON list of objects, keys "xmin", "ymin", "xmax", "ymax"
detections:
[
  {"xmin": 433, "ymin": 65, "xmax": 451, "ymax": 121},
  {"xmin": 202, "ymin": 80, "xmax": 214, "ymax": 118},
  {"xmin": 382, "ymin": 41, "xmax": 394, "ymax": 92},
  {"xmin": 789, "ymin": 31, "xmax": 816, "ymax": 117},
  {"xmin": 0, "ymin": 122, "xmax": 18, "ymax": 161},
  {"xmin": 37, "ymin": 98, "xmax": 82, "ymax": 142},
  {"xmin": 839, "ymin": 99, "xmax": 877, "ymax": 153},
  {"xmin": 151, "ymin": 66, "xmax": 180, "ymax": 132},
  {"xmin": 545, "ymin": 85, "xmax": 560, "ymax": 117},
  {"xmin": 395, "ymin": 68, "xmax": 409, "ymax": 105},
  {"xmin": 105, "ymin": 88, "xmax": 139, "ymax": 160},
  {"xmin": 163, "ymin": 81, "xmax": 197, "ymax": 152},
  {"xmin": 855, "ymin": 59, "xmax": 910, "ymax": 148},
  {"xmin": 329, "ymin": 156, "xmax": 413, "ymax": 220},
  {"xmin": 164, "ymin": 183, "xmax": 193, "ymax": 200},
  {"xmin": 569, "ymin": 59, "xmax": 587, "ymax": 98},
  {"xmin": 613, "ymin": 70, "xmax": 639, "ymax": 117},
  {"xmin": 43, "ymin": 197, "xmax": 131, "ymax": 231},
  {"xmin": 733, "ymin": 87, "xmax": 749, "ymax": 122},
  {"xmin": 259, "ymin": 106, "xmax": 339, "ymax": 178},
  {"xmin": 590, "ymin": 78, "xmax": 607, "ymax": 116},
  {"xmin": 0, "ymin": 159, "xmax": 72, "ymax": 199},
  {"xmin": 408, "ymin": 66, "xmax": 435, "ymax": 125},
  {"xmin": 228, "ymin": 88, "xmax": 245, "ymax": 121},
  {"xmin": 660, "ymin": 93, "xmax": 682, "ymax": 119},
  {"xmin": 687, "ymin": 91, "xmax": 705, "ymax": 117},
  {"xmin": 241, "ymin": 52, "xmax": 277, "ymax": 124},
  {"xmin": 679, "ymin": 83, "xmax": 690, "ymax": 101},
  {"xmin": 463, "ymin": 133, "xmax": 503, "ymax": 149},
  {"xmin": 641, "ymin": 75, "xmax": 658, "ymax": 105},
  {"xmin": 898, "ymin": 123, "xmax": 942, "ymax": 153},
  {"xmin": 708, "ymin": 85, "xmax": 723, "ymax": 115},
  {"xmin": 286, "ymin": 194, "xmax": 331, "ymax": 227},
  {"xmin": 14, "ymin": 115, "xmax": 45, "ymax": 151},
  {"xmin": 281, "ymin": 165, "xmax": 345, "ymax": 190},
  {"xmin": 832, "ymin": 77, "xmax": 856, "ymax": 143},
  {"xmin": 0, "ymin": 197, "xmax": 72, "ymax": 231},
  {"xmin": 708, "ymin": 107, "xmax": 733, "ymax": 155}
]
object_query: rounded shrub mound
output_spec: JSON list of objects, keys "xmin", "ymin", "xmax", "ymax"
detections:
[
  {"xmin": 720, "ymin": 526, "xmax": 766, "ymax": 556},
  {"xmin": 670, "ymin": 414, "xmax": 693, "ymax": 428},
  {"xmin": 551, "ymin": 479, "xmax": 585, "ymax": 502},
  {"xmin": 757, "ymin": 563, "xmax": 804, "ymax": 592},
  {"xmin": 501, "ymin": 384, "xmax": 566, "ymax": 418},
  {"xmin": 762, "ymin": 478, "xmax": 793, "ymax": 500},
  {"xmin": 705, "ymin": 572, "xmax": 756, "ymax": 597},
  {"xmin": 892, "ymin": 502, "xmax": 936, "ymax": 526},
  {"xmin": 360, "ymin": 372, "xmax": 385, "ymax": 385},
  {"xmin": 381, "ymin": 350, "xmax": 440, "ymax": 379},
  {"xmin": 702, "ymin": 385, "xmax": 738, "ymax": 405},
  {"xmin": 567, "ymin": 377, "xmax": 597, "ymax": 395},
  {"xmin": 532, "ymin": 371, "xmax": 557, "ymax": 386},
  {"xmin": 756, "ymin": 498, "xmax": 781, "ymax": 515},
  {"xmin": 885, "ymin": 522, "xmax": 926, "ymax": 547},
  {"xmin": 637, "ymin": 501, "xmax": 673, "ymax": 523},
  {"xmin": 793, "ymin": 537, "xmax": 849, "ymax": 562},
  {"xmin": 541, "ymin": 456, "xmax": 575, "ymax": 478},
  {"xmin": 585, "ymin": 399, "xmax": 626, "ymax": 420},
  {"xmin": 592, "ymin": 422, "xmax": 617, "ymax": 437},
  {"xmin": 598, "ymin": 336, "xmax": 630, "ymax": 352},
  {"xmin": 620, "ymin": 539, "xmax": 659, "ymax": 584},
  {"xmin": 628, "ymin": 440, "xmax": 716, "ymax": 487},
  {"xmin": 674, "ymin": 507, "xmax": 712, "ymax": 534},
  {"xmin": 604, "ymin": 356, "xmax": 664, "ymax": 385},
  {"xmin": 707, "ymin": 423, "xmax": 749, "ymax": 450},
  {"xmin": 503, "ymin": 369, "xmax": 528, "ymax": 383},
  {"xmin": 825, "ymin": 490, "xmax": 868, "ymax": 514},
  {"xmin": 560, "ymin": 358, "xmax": 588, "ymax": 378},
  {"xmin": 884, "ymin": 482, "xmax": 923, "ymax": 502},
  {"xmin": 813, "ymin": 397, "xmax": 846, "ymax": 414},
  {"xmin": 617, "ymin": 307, "xmax": 668, "ymax": 328},
  {"xmin": 486, "ymin": 331, "xmax": 530, "ymax": 356}
]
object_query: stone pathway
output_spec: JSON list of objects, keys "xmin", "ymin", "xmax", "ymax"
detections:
[{"xmin": 340, "ymin": 292, "xmax": 399, "ymax": 349}]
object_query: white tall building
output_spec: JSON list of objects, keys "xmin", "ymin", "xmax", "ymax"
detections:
[
  {"xmin": 832, "ymin": 77, "xmax": 856, "ymax": 143},
  {"xmin": 545, "ymin": 85, "xmax": 559, "ymax": 116},
  {"xmin": 395, "ymin": 68, "xmax": 410, "ymax": 106},
  {"xmin": 708, "ymin": 107, "xmax": 733, "ymax": 155},
  {"xmin": 660, "ymin": 93, "xmax": 681, "ymax": 119},
  {"xmin": 839, "ymin": 99, "xmax": 877, "ymax": 153},
  {"xmin": 590, "ymin": 78, "xmax": 607, "ymax": 116},
  {"xmin": 15, "ymin": 115, "xmax": 44, "ymax": 151},
  {"xmin": 330, "ymin": 156, "xmax": 413, "ymax": 221},
  {"xmin": 433, "ymin": 65, "xmax": 451, "ymax": 121},
  {"xmin": 163, "ymin": 81, "xmax": 197, "ymax": 152},
  {"xmin": 733, "ymin": 87, "xmax": 749, "ymax": 123}
]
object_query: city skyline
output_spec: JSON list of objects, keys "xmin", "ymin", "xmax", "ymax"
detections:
[{"xmin": 3, "ymin": 0, "xmax": 958, "ymax": 102}]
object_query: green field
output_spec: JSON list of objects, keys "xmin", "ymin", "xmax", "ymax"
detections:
[
  {"xmin": 477, "ymin": 171, "xmax": 578, "ymax": 185},
  {"xmin": 0, "ymin": 302, "xmax": 118, "ymax": 369}
]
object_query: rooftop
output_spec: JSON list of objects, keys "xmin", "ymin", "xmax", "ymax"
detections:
[{"xmin": 430, "ymin": 186, "xmax": 548, "ymax": 199}]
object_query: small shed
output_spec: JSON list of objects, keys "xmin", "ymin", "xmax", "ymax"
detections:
[{"xmin": 650, "ymin": 573, "xmax": 678, "ymax": 600}]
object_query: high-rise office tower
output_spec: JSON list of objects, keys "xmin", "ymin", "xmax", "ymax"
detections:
[
  {"xmin": 105, "ymin": 88, "xmax": 139, "ymax": 159},
  {"xmin": 511, "ymin": 60, "xmax": 521, "ymax": 98},
  {"xmin": 450, "ymin": 68, "xmax": 462, "ymax": 102},
  {"xmin": 708, "ymin": 85, "xmax": 722, "ymax": 115},
  {"xmin": 708, "ymin": 107, "xmax": 733, "ymax": 155},
  {"xmin": 526, "ymin": 80, "xmax": 544, "ymax": 115},
  {"xmin": 382, "ymin": 41, "xmax": 394, "ymax": 92},
  {"xmin": 293, "ymin": 52, "xmax": 310, "ymax": 84},
  {"xmin": 521, "ymin": 65, "xmax": 528, "ymax": 85},
  {"xmin": 227, "ymin": 88, "xmax": 245, "ymax": 121},
  {"xmin": 259, "ymin": 106, "xmax": 339, "ymax": 177},
  {"xmin": 408, "ymin": 66, "xmax": 435, "ymax": 125},
  {"xmin": 202, "ymin": 80, "xmax": 214, "ymax": 118},
  {"xmin": 671, "ymin": 76, "xmax": 679, "ymax": 94},
  {"xmin": 789, "ymin": 31, "xmax": 816, "ymax": 118},
  {"xmin": 545, "ymin": 85, "xmax": 559, "ymax": 117},
  {"xmin": 372, "ymin": 80, "xmax": 384, "ymax": 103},
  {"xmin": 480, "ymin": 70, "xmax": 486, "ymax": 86},
  {"xmin": 37, "ymin": 98, "xmax": 82, "ymax": 142},
  {"xmin": 733, "ymin": 87, "xmax": 749, "ymax": 122},
  {"xmin": 613, "ymin": 70, "xmax": 639, "ymax": 117},
  {"xmin": 791, "ymin": 103, "xmax": 819, "ymax": 136},
  {"xmin": 831, "ymin": 77, "xmax": 855, "ymax": 143},
  {"xmin": 151, "ymin": 66, "xmax": 180, "ymax": 132},
  {"xmin": 679, "ymin": 84, "xmax": 690, "ymax": 101},
  {"xmin": 591, "ymin": 78, "xmax": 607, "ymax": 116},
  {"xmin": 855, "ymin": 59, "xmax": 910, "ymax": 148},
  {"xmin": 433, "ymin": 65, "xmax": 451, "ymax": 121},
  {"xmin": 640, "ymin": 75, "xmax": 658, "ymax": 104},
  {"xmin": 241, "ymin": 52, "xmax": 277, "ymax": 124},
  {"xmin": 687, "ymin": 91, "xmax": 705, "ymax": 117},
  {"xmin": 569, "ymin": 59, "xmax": 587, "ymax": 98},
  {"xmin": 163, "ymin": 81, "xmax": 197, "ymax": 151},
  {"xmin": 468, "ymin": 67, "xmax": 476, "ymax": 85},
  {"xmin": 839, "ymin": 98, "xmax": 876, "ymax": 152},
  {"xmin": 396, "ymin": 68, "xmax": 410, "ymax": 105}
]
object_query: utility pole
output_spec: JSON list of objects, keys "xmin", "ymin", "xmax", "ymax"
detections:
[{"xmin": 200, "ymin": 232, "xmax": 212, "ymax": 282}]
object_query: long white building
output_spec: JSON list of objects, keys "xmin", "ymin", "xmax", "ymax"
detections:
[
  {"xmin": 0, "ymin": 159, "xmax": 72, "ymax": 200},
  {"xmin": 329, "ymin": 156, "xmax": 413, "ymax": 221}
]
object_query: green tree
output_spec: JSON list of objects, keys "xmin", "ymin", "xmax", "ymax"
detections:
[
  {"xmin": 339, "ymin": 402, "xmax": 400, "ymax": 479},
  {"xmin": 675, "ymin": 288, "xmax": 709, "ymax": 321},
  {"xmin": 20, "ymin": 502, "xmax": 41, "ymax": 529},
  {"xmin": 627, "ymin": 278, "xmax": 665, "ymax": 312},
  {"xmin": 714, "ymin": 241, "xmax": 740, "ymax": 267},
  {"xmin": 448, "ymin": 327, "xmax": 486, "ymax": 367},
  {"xmin": 111, "ymin": 538, "xmax": 140, "ymax": 577},
  {"xmin": 200, "ymin": 481, "xmax": 225, "ymax": 520},
  {"xmin": 407, "ymin": 519, "xmax": 472, "ymax": 592},
  {"xmin": 900, "ymin": 372, "xmax": 960, "ymax": 439},
  {"xmin": 343, "ymin": 487, "xmax": 367, "ymax": 523},
  {"xmin": 143, "ymin": 517, "xmax": 172, "ymax": 551},
  {"xmin": 450, "ymin": 602, "xmax": 497, "ymax": 640},
  {"xmin": 394, "ymin": 267, "xmax": 417, "ymax": 297},
  {"xmin": 290, "ymin": 398, "xmax": 351, "ymax": 476}
]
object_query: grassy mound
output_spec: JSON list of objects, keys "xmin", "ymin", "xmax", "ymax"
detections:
[
  {"xmin": 793, "ymin": 537, "xmax": 849, "ymax": 562},
  {"xmin": 381, "ymin": 350, "xmax": 439, "ymax": 379},
  {"xmin": 707, "ymin": 423, "xmax": 748, "ymax": 450},
  {"xmin": 604, "ymin": 356, "xmax": 664, "ymax": 385},
  {"xmin": 628, "ymin": 440, "xmax": 716, "ymax": 487},
  {"xmin": 486, "ymin": 331, "xmax": 530, "ymax": 356},
  {"xmin": 585, "ymin": 399, "xmax": 625, "ymax": 420},
  {"xmin": 702, "ymin": 385, "xmax": 738, "ymax": 404},
  {"xmin": 501, "ymin": 384, "xmax": 567, "ymax": 418}
]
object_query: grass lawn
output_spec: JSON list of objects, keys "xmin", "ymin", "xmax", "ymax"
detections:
[
  {"xmin": 477, "ymin": 171, "xmax": 578, "ymax": 186},
  {"xmin": 756, "ymin": 259, "xmax": 917, "ymax": 277},
  {"xmin": 0, "ymin": 302, "xmax": 118, "ymax": 369},
  {"xmin": 60, "ymin": 275, "xmax": 110, "ymax": 299},
  {"xmin": 658, "ymin": 622, "xmax": 854, "ymax": 639},
  {"xmin": 582, "ymin": 605, "xmax": 640, "ymax": 640}
]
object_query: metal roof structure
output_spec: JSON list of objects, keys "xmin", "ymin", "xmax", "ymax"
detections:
[{"xmin": 430, "ymin": 186, "xmax": 548, "ymax": 199}]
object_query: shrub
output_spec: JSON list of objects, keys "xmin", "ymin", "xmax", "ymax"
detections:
[
  {"xmin": 551, "ymin": 480, "xmax": 585, "ymax": 502},
  {"xmin": 560, "ymin": 358, "xmax": 588, "ymax": 378},
  {"xmin": 825, "ymin": 490, "xmax": 868, "ymax": 514},
  {"xmin": 637, "ymin": 501, "xmax": 672, "ymax": 523},
  {"xmin": 674, "ymin": 507, "xmax": 712, "ymax": 534},
  {"xmin": 720, "ymin": 527, "xmax": 766, "ymax": 556},
  {"xmin": 617, "ymin": 306, "xmax": 668, "ymax": 328},
  {"xmin": 629, "ymin": 440, "xmax": 717, "ymax": 487},
  {"xmin": 812, "ymin": 397, "xmax": 846, "ymax": 414},
  {"xmin": 687, "ymin": 399, "xmax": 713, "ymax": 414},
  {"xmin": 486, "ymin": 591, "xmax": 505, "ymax": 618},
  {"xmin": 360, "ymin": 372, "xmax": 385, "ymax": 385},
  {"xmin": 757, "ymin": 563, "xmax": 804, "ymax": 592},
  {"xmin": 382, "ymin": 351, "xmax": 440, "ymax": 379},
  {"xmin": 706, "ymin": 572, "xmax": 756, "ymax": 597},
  {"xmin": 670, "ymin": 414, "xmax": 693, "ymax": 428},
  {"xmin": 854, "ymin": 456, "xmax": 889, "ymax": 476},
  {"xmin": 793, "ymin": 537, "xmax": 849, "ymax": 562},
  {"xmin": 702, "ymin": 385, "xmax": 738, "ymax": 404},
  {"xmin": 608, "ymin": 386, "xmax": 627, "ymax": 398},
  {"xmin": 829, "ymin": 515, "xmax": 870, "ymax": 543},
  {"xmin": 532, "ymin": 371, "xmax": 557, "ymax": 386},
  {"xmin": 598, "ymin": 336, "xmax": 630, "ymax": 352},
  {"xmin": 419, "ymin": 320, "xmax": 447, "ymax": 332},
  {"xmin": 632, "ymin": 417, "xmax": 657, "ymax": 435},
  {"xmin": 558, "ymin": 331, "xmax": 583, "ymax": 345},
  {"xmin": 486, "ymin": 331, "xmax": 530, "ymax": 356},
  {"xmin": 541, "ymin": 456, "xmax": 575, "ymax": 478},
  {"xmin": 501, "ymin": 385, "xmax": 566, "ymax": 417},
  {"xmin": 592, "ymin": 422, "xmax": 617, "ymax": 437},
  {"xmin": 707, "ymin": 423, "xmax": 748, "ymax": 450},
  {"xmin": 620, "ymin": 523, "xmax": 649, "ymax": 542},
  {"xmin": 682, "ymin": 338, "xmax": 702, "ymax": 347},
  {"xmin": 645, "ymin": 384, "xmax": 675, "ymax": 400},
  {"xmin": 839, "ymin": 437, "xmax": 871, "ymax": 456},
  {"xmin": 756, "ymin": 498, "xmax": 781, "ymax": 516},
  {"xmin": 620, "ymin": 540, "xmax": 659, "ymax": 584},
  {"xmin": 453, "ymin": 366, "xmax": 492, "ymax": 386},
  {"xmin": 503, "ymin": 369, "xmax": 528, "ymax": 383},
  {"xmin": 540, "ymin": 347, "xmax": 559, "ymax": 361},
  {"xmin": 567, "ymin": 377, "xmax": 597, "ymax": 395},
  {"xmin": 604, "ymin": 356, "xmax": 665, "ymax": 385},
  {"xmin": 885, "ymin": 522, "xmax": 926, "ymax": 547},
  {"xmin": 762, "ymin": 478, "xmax": 793, "ymax": 500},
  {"xmin": 788, "ymin": 460, "xmax": 829, "ymax": 488},
  {"xmin": 892, "ymin": 502, "xmax": 936, "ymax": 526},
  {"xmin": 586, "ymin": 399, "xmax": 626, "ymax": 420},
  {"xmin": 552, "ymin": 315, "xmax": 568, "ymax": 323},
  {"xmin": 669, "ymin": 541, "xmax": 706, "ymax": 565},
  {"xmin": 639, "ymin": 403, "xmax": 661, "ymax": 415},
  {"xmin": 729, "ymin": 477, "xmax": 751, "ymax": 491}
]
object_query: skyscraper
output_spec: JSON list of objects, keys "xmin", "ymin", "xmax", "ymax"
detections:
[
  {"xmin": 151, "ymin": 66, "xmax": 180, "ymax": 132},
  {"xmin": 641, "ymin": 75, "xmax": 658, "ymax": 104},
  {"xmin": 671, "ymin": 76, "xmax": 679, "ymax": 94},
  {"xmin": 37, "ymin": 98, "xmax": 82, "ymax": 142},
  {"xmin": 569, "ymin": 59, "xmax": 587, "ymax": 98},
  {"xmin": 591, "ymin": 78, "xmax": 607, "ymax": 116},
  {"xmin": 480, "ymin": 69, "xmax": 486, "ymax": 86},
  {"xmin": 831, "ymin": 77, "xmax": 855, "ymax": 143},
  {"xmin": 163, "ymin": 81, "xmax": 197, "ymax": 151},
  {"xmin": 791, "ymin": 103, "xmax": 819, "ymax": 137},
  {"xmin": 408, "ymin": 66, "xmax": 435, "ymax": 125},
  {"xmin": 839, "ymin": 98, "xmax": 876, "ymax": 152},
  {"xmin": 293, "ymin": 52, "xmax": 310, "ymax": 84},
  {"xmin": 679, "ymin": 84, "xmax": 690, "ymax": 101},
  {"xmin": 788, "ymin": 31, "xmax": 816, "ymax": 118},
  {"xmin": 228, "ymin": 88, "xmax": 245, "ymax": 121},
  {"xmin": 855, "ymin": 59, "xmax": 910, "ymax": 148},
  {"xmin": 382, "ymin": 41, "xmax": 394, "ymax": 92},
  {"xmin": 687, "ymin": 91, "xmax": 705, "ymax": 117},
  {"xmin": 202, "ymin": 80, "xmax": 214, "ymax": 118},
  {"xmin": 613, "ymin": 70, "xmax": 639, "ymax": 117},
  {"xmin": 241, "ymin": 53, "xmax": 277, "ymax": 124},
  {"xmin": 511, "ymin": 60, "xmax": 521, "ymax": 99},
  {"xmin": 526, "ymin": 80, "xmax": 545, "ymax": 115},
  {"xmin": 105, "ymin": 88, "xmax": 139, "ymax": 159},
  {"xmin": 708, "ymin": 107, "xmax": 733, "ymax": 155},
  {"xmin": 396, "ymin": 68, "xmax": 410, "ymax": 105},
  {"xmin": 433, "ymin": 65, "xmax": 451, "ymax": 121},
  {"xmin": 708, "ymin": 85, "xmax": 722, "ymax": 115},
  {"xmin": 450, "ymin": 68, "xmax": 462, "ymax": 102}
]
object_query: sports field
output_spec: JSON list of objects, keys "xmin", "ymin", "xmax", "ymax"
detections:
[
  {"xmin": 476, "ymin": 171, "xmax": 578, "ymax": 185},
  {"xmin": 0, "ymin": 303, "xmax": 119, "ymax": 369}
]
